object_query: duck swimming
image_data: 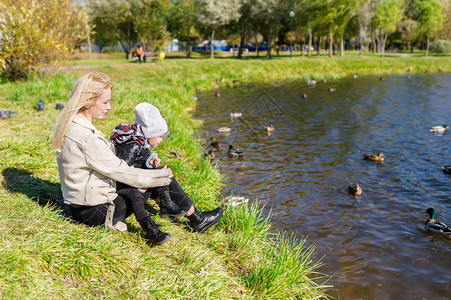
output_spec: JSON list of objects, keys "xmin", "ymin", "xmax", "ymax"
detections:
[
  {"xmin": 348, "ymin": 182, "xmax": 363, "ymax": 196},
  {"xmin": 210, "ymin": 137, "xmax": 221, "ymax": 149},
  {"xmin": 206, "ymin": 150, "xmax": 215, "ymax": 162},
  {"xmin": 430, "ymin": 124, "xmax": 449, "ymax": 133},
  {"xmin": 307, "ymin": 79, "xmax": 316, "ymax": 85},
  {"xmin": 218, "ymin": 196, "xmax": 249, "ymax": 207},
  {"xmin": 424, "ymin": 207, "xmax": 451, "ymax": 235},
  {"xmin": 442, "ymin": 166, "xmax": 451, "ymax": 174},
  {"xmin": 217, "ymin": 127, "xmax": 231, "ymax": 132},
  {"xmin": 230, "ymin": 112, "xmax": 242, "ymax": 118},
  {"xmin": 265, "ymin": 124, "xmax": 275, "ymax": 132},
  {"xmin": 363, "ymin": 152, "xmax": 385, "ymax": 162},
  {"xmin": 228, "ymin": 145, "xmax": 244, "ymax": 158}
]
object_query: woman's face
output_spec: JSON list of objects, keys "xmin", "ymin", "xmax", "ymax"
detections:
[
  {"xmin": 83, "ymin": 89, "xmax": 112, "ymax": 122},
  {"xmin": 147, "ymin": 135, "xmax": 164, "ymax": 148}
]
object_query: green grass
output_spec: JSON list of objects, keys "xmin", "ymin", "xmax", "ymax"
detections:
[{"xmin": 1, "ymin": 52, "xmax": 450, "ymax": 299}]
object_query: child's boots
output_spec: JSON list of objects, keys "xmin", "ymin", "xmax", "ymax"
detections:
[
  {"xmin": 157, "ymin": 189, "xmax": 188, "ymax": 218},
  {"xmin": 138, "ymin": 216, "xmax": 171, "ymax": 245}
]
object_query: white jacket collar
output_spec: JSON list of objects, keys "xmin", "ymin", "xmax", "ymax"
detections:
[{"xmin": 74, "ymin": 113, "xmax": 98, "ymax": 133}]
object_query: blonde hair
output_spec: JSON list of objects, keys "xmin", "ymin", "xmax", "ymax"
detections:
[{"xmin": 52, "ymin": 72, "xmax": 113, "ymax": 151}]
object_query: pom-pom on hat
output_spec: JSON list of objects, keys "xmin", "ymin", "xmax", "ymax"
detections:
[{"xmin": 134, "ymin": 102, "xmax": 168, "ymax": 139}]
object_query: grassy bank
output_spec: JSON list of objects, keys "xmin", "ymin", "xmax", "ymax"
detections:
[{"xmin": 1, "ymin": 54, "xmax": 450, "ymax": 299}]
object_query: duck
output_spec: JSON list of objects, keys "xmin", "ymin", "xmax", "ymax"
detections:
[
  {"xmin": 328, "ymin": 87, "xmax": 336, "ymax": 92},
  {"xmin": 205, "ymin": 150, "xmax": 215, "ymax": 162},
  {"xmin": 265, "ymin": 124, "xmax": 275, "ymax": 132},
  {"xmin": 217, "ymin": 127, "xmax": 231, "ymax": 133},
  {"xmin": 363, "ymin": 152, "xmax": 385, "ymax": 162},
  {"xmin": 218, "ymin": 196, "xmax": 249, "ymax": 207},
  {"xmin": 442, "ymin": 166, "xmax": 451, "ymax": 174},
  {"xmin": 228, "ymin": 145, "xmax": 244, "ymax": 158},
  {"xmin": 210, "ymin": 137, "xmax": 221, "ymax": 149},
  {"xmin": 430, "ymin": 124, "xmax": 449, "ymax": 133},
  {"xmin": 307, "ymin": 79, "xmax": 316, "ymax": 86},
  {"xmin": 424, "ymin": 207, "xmax": 451, "ymax": 235},
  {"xmin": 301, "ymin": 92, "xmax": 307, "ymax": 98},
  {"xmin": 348, "ymin": 181, "xmax": 363, "ymax": 196},
  {"xmin": 230, "ymin": 112, "xmax": 242, "ymax": 118},
  {"xmin": 379, "ymin": 77, "xmax": 384, "ymax": 81},
  {"xmin": 214, "ymin": 91, "xmax": 220, "ymax": 98},
  {"xmin": 273, "ymin": 83, "xmax": 280, "ymax": 88},
  {"xmin": 353, "ymin": 74, "xmax": 358, "ymax": 79}
]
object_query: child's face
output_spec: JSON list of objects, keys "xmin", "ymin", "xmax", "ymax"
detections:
[{"xmin": 147, "ymin": 134, "xmax": 164, "ymax": 148}]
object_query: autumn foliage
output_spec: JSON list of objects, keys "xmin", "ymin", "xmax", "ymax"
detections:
[{"xmin": 0, "ymin": 0, "xmax": 88, "ymax": 81}]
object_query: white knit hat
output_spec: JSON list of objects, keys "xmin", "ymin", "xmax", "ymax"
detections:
[{"xmin": 134, "ymin": 102, "xmax": 168, "ymax": 138}]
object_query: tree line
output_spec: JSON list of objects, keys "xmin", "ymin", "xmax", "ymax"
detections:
[{"xmin": 0, "ymin": 0, "xmax": 449, "ymax": 81}]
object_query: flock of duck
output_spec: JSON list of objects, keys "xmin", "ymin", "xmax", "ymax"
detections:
[{"xmin": 203, "ymin": 75, "xmax": 451, "ymax": 235}]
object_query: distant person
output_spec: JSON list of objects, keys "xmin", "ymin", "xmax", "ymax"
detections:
[
  {"xmin": 110, "ymin": 102, "xmax": 224, "ymax": 244},
  {"xmin": 134, "ymin": 45, "xmax": 146, "ymax": 63}
]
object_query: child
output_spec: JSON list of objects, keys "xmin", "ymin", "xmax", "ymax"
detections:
[{"xmin": 110, "ymin": 102, "xmax": 223, "ymax": 244}]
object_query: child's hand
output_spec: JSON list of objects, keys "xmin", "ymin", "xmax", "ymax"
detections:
[
  {"xmin": 141, "ymin": 188, "xmax": 147, "ymax": 194},
  {"xmin": 149, "ymin": 157, "xmax": 161, "ymax": 167}
]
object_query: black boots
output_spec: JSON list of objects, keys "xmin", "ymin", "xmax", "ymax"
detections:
[
  {"xmin": 138, "ymin": 216, "xmax": 171, "ymax": 245},
  {"xmin": 188, "ymin": 207, "xmax": 224, "ymax": 233},
  {"xmin": 157, "ymin": 189, "xmax": 188, "ymax": 218}
]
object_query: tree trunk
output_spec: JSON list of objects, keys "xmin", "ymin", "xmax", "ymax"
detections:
[
  {"xmin": 266, "ymin": 36, "xmax": 272, "ymax": 59},
  {"xmin": 371, "ymin": 31, "xmax": 376, "ymax": 54},
  {"xmin": 237, "ymin": 20, "xmax": 246, "ymax": 59},
  {"xmin": 210, "ymin": 29, "xmax": 215, "ymax": 59},
  {"xmin": 255, "ymin": 33, "xmax": 260, "ymax": 57},
  {"xmin": 186, "ymin": 29, "xmax": 192, "ymax": 58},
  {"xmin": 308, "ymin": 28, "xmax": 312, "ymax": 57},
  {"xmin": 302, "ymin": 40, "xmax": 305, "ymax": 56},
  {"xmin": 381, "ymin": 34, "xmax": 387, "ymax": 57},
  {"xmin": 340, "ymin": 36, "xmax": 344, "ymax": 56},
  {"xmin": 329, "ymin": 28, "xmax": 333, "ymax": 58},
  {"xmin": 425, "ymin": 36, "xmax": 429, "ymax": 56},
  {"xmin": 87, "ymin": 26, "xmax": 92, "ymax": 59},
  {"xmin": 317, "ymin": 36, "xmax": 321, "ymax": 55},
  {"xmin": 359, "ymin": 25, "xmax": 364, "ymax": 55}
]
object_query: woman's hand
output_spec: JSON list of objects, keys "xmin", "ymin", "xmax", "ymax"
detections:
[
  {"xmin": 163, "ymin": 165, "xmax": 173, "ymax": 178},
  {"xmin": 149, "ymin": 157, "xmax": 161, "ymax": 167}
]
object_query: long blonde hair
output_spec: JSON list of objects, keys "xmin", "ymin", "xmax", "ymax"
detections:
[{"xmin": 52, "ymin": 72, "xmax": 113, "ymax": 151}]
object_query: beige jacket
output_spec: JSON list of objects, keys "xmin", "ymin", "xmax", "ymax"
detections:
[{"xmin": 57, "ymin": 114, "xmax": 171, "ymax": 211}]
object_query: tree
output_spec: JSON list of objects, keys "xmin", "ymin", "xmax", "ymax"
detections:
[
  {"xmin": 134, "ymin": 0, "xmax": 169, "ymax": 51},
  {"xmin": 374, "ymin": 0, "xmax": 404, "ymax": 56},
  {"xmin": 88, "ymin": 0, "xmax": 139, "ymax": 59},
  {"xmin": 195, "ymin": 0, "xmax": 241, "ymax": 58},
  {"xmin": 0, "ymin": 0, "xmax": 87, "ymax": 81},
  {"xmin": 166, "ymin": 0, "xmax": 199, "ymax": 58},
  {"xmin": 399, "ymin": 18, "xmax": 419, "ymax": 52},
  {"xmin": 356, "ymin": 0, "xmax": 373, "ymax": 55},
  {"xmin": 415, "ymin": 0, "xmax": 445, "ymax": 56}
]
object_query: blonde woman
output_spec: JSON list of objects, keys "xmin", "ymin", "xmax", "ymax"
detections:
[{"xmin": 53, "ymin": 72, "xmax": 172, "ymax": 245}]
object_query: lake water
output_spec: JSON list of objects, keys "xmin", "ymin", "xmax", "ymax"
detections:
[{"xmin": 193, "ymin": 73, "xmax": 451, "ymax": 299}]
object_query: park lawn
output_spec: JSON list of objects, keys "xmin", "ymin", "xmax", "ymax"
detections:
[{"xmin": 0, "ymin": 53, "xmax": 450, "ymax": 299}]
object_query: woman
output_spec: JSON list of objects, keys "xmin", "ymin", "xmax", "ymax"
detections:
[{"xmin": 52, "ymin": 72, "xmax": 173, "ymax": 244}]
